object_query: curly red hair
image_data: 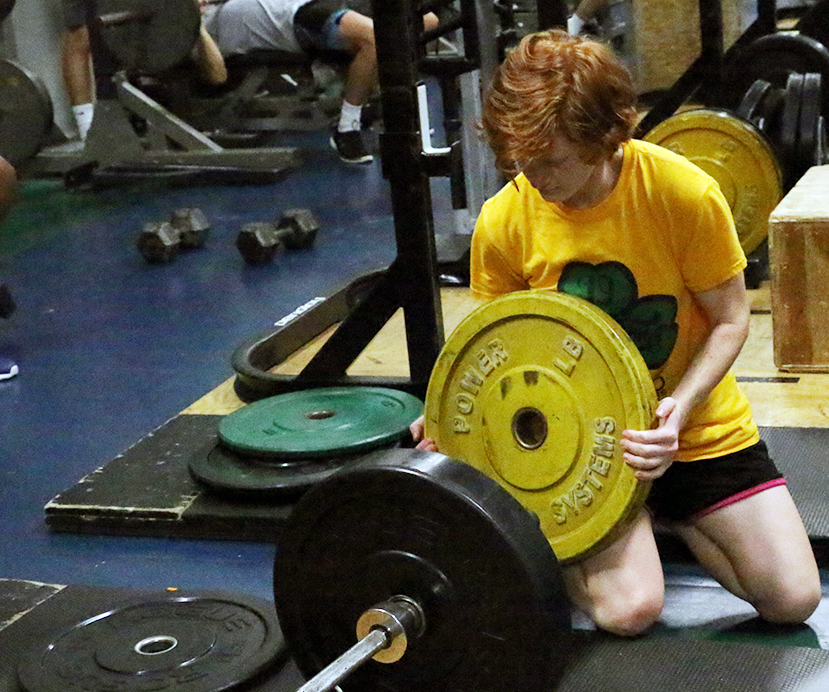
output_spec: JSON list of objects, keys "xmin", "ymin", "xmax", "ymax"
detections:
[{"xmin": 481, "ymin": 29, "xmax": 638, "ymax": 178}]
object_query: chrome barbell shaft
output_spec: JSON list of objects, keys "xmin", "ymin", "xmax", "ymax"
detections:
[{"xmin": 296, "ymin": 627, "xmax": 389, "ymax": 692}]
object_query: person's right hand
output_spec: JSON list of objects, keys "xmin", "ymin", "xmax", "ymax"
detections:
[{"xmin": 410, "ymin": 415, "xmax": 438, "ymax": 452}]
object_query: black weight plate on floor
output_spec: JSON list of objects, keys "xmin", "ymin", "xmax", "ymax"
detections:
[
  {"xmin": 96, "ymin": 0, "xmax": 201, "ymax": 74},
  {"xmin": 218, "ymin": 387, "xmax": 423, "ymax": 460},
  {"xmin": 797, "ymin": 73, "xmax": 823, "ymax": 171},
  {"xmin": 273, "ymin": 448, "xmax": 571, "ymax": 692},
  {"xmin": 0, "ymin": 59, "xmax": 53, "ymax": 167},
  {"xmin": 725, "ymin": 33, "xmax": 829, "ymax": 114},
  {"xmin": 779, "ymin": 72, "xmax": 804, "ymax": 189},
  {"xmin": 736, "ymin": 78, "xmax": 772, "ymax": 125},
  {"xmin": 17, "ymin": 592, "xmax": 287, "ymax": 692},
  {"xmin": 188, "ymin": 441, "xmax": 374, "ymax": 496}
]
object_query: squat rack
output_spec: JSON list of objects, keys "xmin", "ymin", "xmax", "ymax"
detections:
[{"xmin": 233, "ymin": 0, "xmax": 777, "ymax": 401}]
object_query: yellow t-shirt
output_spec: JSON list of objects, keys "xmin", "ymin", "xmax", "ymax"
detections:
[{"xmin": 470, "ymin": 139, "xmax": 759, "ymax": 461}]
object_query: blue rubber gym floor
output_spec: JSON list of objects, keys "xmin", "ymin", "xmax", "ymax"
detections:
[{"xmin": 1, "ymin": 127, "xmax": 829, "ymax": 655}]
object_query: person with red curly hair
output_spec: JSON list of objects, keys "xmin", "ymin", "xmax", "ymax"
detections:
[{"xmin": 412, "ymin": 30, "xmax": 820, "ymax": 636}]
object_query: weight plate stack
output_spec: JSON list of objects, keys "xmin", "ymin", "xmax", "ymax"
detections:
[
  {"xmin": 423, "ymin": 291, "xmax": 657, "ymax": 563},
  {"xmin": 724, "ymin": 32, "xmax": 829, "ymax": 117},
  {"xmin": 273, "ymin": 448, "xmax": 572, "ymax": 692},
  {"xmin": 0, "ymin": 59, "xmax": 53, "ymax": 167},
  {"xmin": 643, "ymin": 108, "xmax": 783, "ymax": 256},
  {"xmin": 17, "ymin": 592, "xmax": 287, "ymax": 692},
  {"xmin": 189, "ymin": 387, "xmax": 423, "ymax": 496}
]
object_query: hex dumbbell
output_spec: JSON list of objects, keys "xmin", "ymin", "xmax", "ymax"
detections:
[
  {"xmin": 136, "ymin": 208, "xmax": 210, "ymax": 263},
  {"xmin": 236, "ymin": 208, "xmax": 320, "ymax": 265}
]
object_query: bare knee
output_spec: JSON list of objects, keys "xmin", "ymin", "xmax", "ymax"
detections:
[
  {"xmin": 423, "ymin": 12, "xmax": 439, "ymax": 31},
  {"xmin": 591, "ymin": 589, "xmax": 664, "ymax": 637},
  {"xmin": 754, "ymin": 578, "xmax": 821, "ymax": 624}
]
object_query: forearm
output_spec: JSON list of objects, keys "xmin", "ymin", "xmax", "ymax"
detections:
[
  {"xmin": 193, "ymin": 25, "xmax": 228, "ymax": 85},
  {"xmin": 669, "ymin": 319, "xmax": 748, "ymax": 426}
]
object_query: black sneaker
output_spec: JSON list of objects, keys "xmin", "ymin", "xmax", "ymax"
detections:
[{"xmin": 330, "ymin": 130, "xmax": 374, "ymax": 164}]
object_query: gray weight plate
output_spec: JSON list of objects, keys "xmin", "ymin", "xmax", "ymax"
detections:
[
  {"xmin": 736, "ymin": 79, "xmax": 773, "ymax": 126},
  {"xmin": 797, "ymin": 73, "xmax": 823, "ymax": 171},
  {"xmin": 0, "ymin": 59, "xmax": 53, "ymax": 167},
  {"xmin": 96, "ymin": 0, "xmax": 201, "ymax": 74}
]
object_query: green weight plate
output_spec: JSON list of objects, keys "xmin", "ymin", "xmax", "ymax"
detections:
[
  {"xmin": 219, "ymin": 387, "xmax": 423, "ymax": 459},
  {"xmin": 644, "ymin": 108, "xmax": 782, "ymax": 256},
  {"xmin": 0, "ymin": 59, "xmax": 53, "ymax": 167},
  {"xmin": 423, "ymin": 291, "xmax": 657, "ymax": 563}
]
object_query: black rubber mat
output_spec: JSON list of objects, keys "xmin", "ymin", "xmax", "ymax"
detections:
[
  {"xmin": 1, "ymin": 579, "xmax": 828, "ymax": 692},
  {"xmin": 764, "ymin": 427, "xmax": 829, "ymax": 543}
]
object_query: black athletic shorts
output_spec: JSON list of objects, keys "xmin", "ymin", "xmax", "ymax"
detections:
[
  {"xmin": 63, "ymin": 0, "xmax": 95, "ymax": 29},
  {"xmin": 646, "ymin": 440, "xmax": 786, "ymax": 522}
]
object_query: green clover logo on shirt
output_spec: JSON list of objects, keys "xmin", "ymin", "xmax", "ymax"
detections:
[{"xmin": 558, "ymin": 261, "xmax": 677, "ymax": 369}]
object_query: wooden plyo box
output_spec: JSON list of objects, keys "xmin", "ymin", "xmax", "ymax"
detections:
[
  {"xmin": 627, "ymin": 0, "xmax": 755, "ymax": 93},
  {"xmin": 769, "ymin": 165, "xmax": 829, "ymax": 371}
]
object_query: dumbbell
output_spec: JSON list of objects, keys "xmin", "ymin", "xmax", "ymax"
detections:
[
  {"xmin": 136, "ymin": 208, "xmax": 210, "ymax": 263},
  {"xmin": 236, "ymin": 208, "xmax": 320, "ymax": 265}
]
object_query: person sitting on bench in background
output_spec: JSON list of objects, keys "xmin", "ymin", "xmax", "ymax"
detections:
[
  {"xmin": 61, "ymin": 0, "xmax": 228, "ymax": 142},
  {"xmin": 566, "ymin": 0, "xmax": 609, "ymax": 35},
  {"xmin": 0, "ymin": 155, "xmax": 19, "ymax": 380},
  {"xmin": 411, "ymin": 29, "xmax": 821, "ymax": 636},
  {"xmin": 199, "ymin": 0, "xmax": 439, "ymax": 164}
]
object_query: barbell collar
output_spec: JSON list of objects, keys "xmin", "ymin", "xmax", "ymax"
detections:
[
  {"xmin": 296, "ymin": 596, "xmax": 426, "ymax": 692},
  {"xmin": 355, "ymin": 595, "xmax": 426, "ymax": 663}
]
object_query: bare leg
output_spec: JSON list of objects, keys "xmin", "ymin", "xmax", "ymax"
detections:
[
  {"xmin": 335, "ymin": 11, "xmax": 440, "ymax": 107},
  {"xmin": 62, "ymin": 25, "xmax": 94, "ymax": 106},
  {"xmin": 673, "ymin": 486, "xmax": 820, "ymax": 623},
  {"xmin": 62, "ymin": 25, "xmax": 95, "ymax": 139},
  {"xmin": 334, "ymin": 11, "xmax": 376, "ymax": 108},
  {"xmin": 563, "ymin": 508, "xmax": 665, "ymax": 636}
]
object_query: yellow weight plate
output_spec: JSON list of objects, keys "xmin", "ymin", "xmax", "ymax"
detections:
[
  {"xmin": 424, "ymin": 291, "xmax": 658, "ymax": 563},
  {"xmin": 643, "ymin": 109, "xmax": 783, "ymax": 256}
]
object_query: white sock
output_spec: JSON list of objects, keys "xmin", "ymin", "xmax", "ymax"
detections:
[
  {"xmin": 72, "ymin": 103, "xmax": 94, "ymax": 141},
  {"xmin": 567, "ymin": 13, "xmax": 585, "ymax": 35},
  {"xmin": 337, "ymin": 101, "xmax": 362, "ymax": 133}
]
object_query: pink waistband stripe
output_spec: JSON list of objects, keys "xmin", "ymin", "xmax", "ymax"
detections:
[{"xmin": 692, "ymin": 478, "xmax": 787, "ymax": 521}]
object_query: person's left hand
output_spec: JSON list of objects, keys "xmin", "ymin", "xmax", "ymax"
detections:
[{"xmin": 620, "ymin": 396, "xmax": 683, "ymax": 481}]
